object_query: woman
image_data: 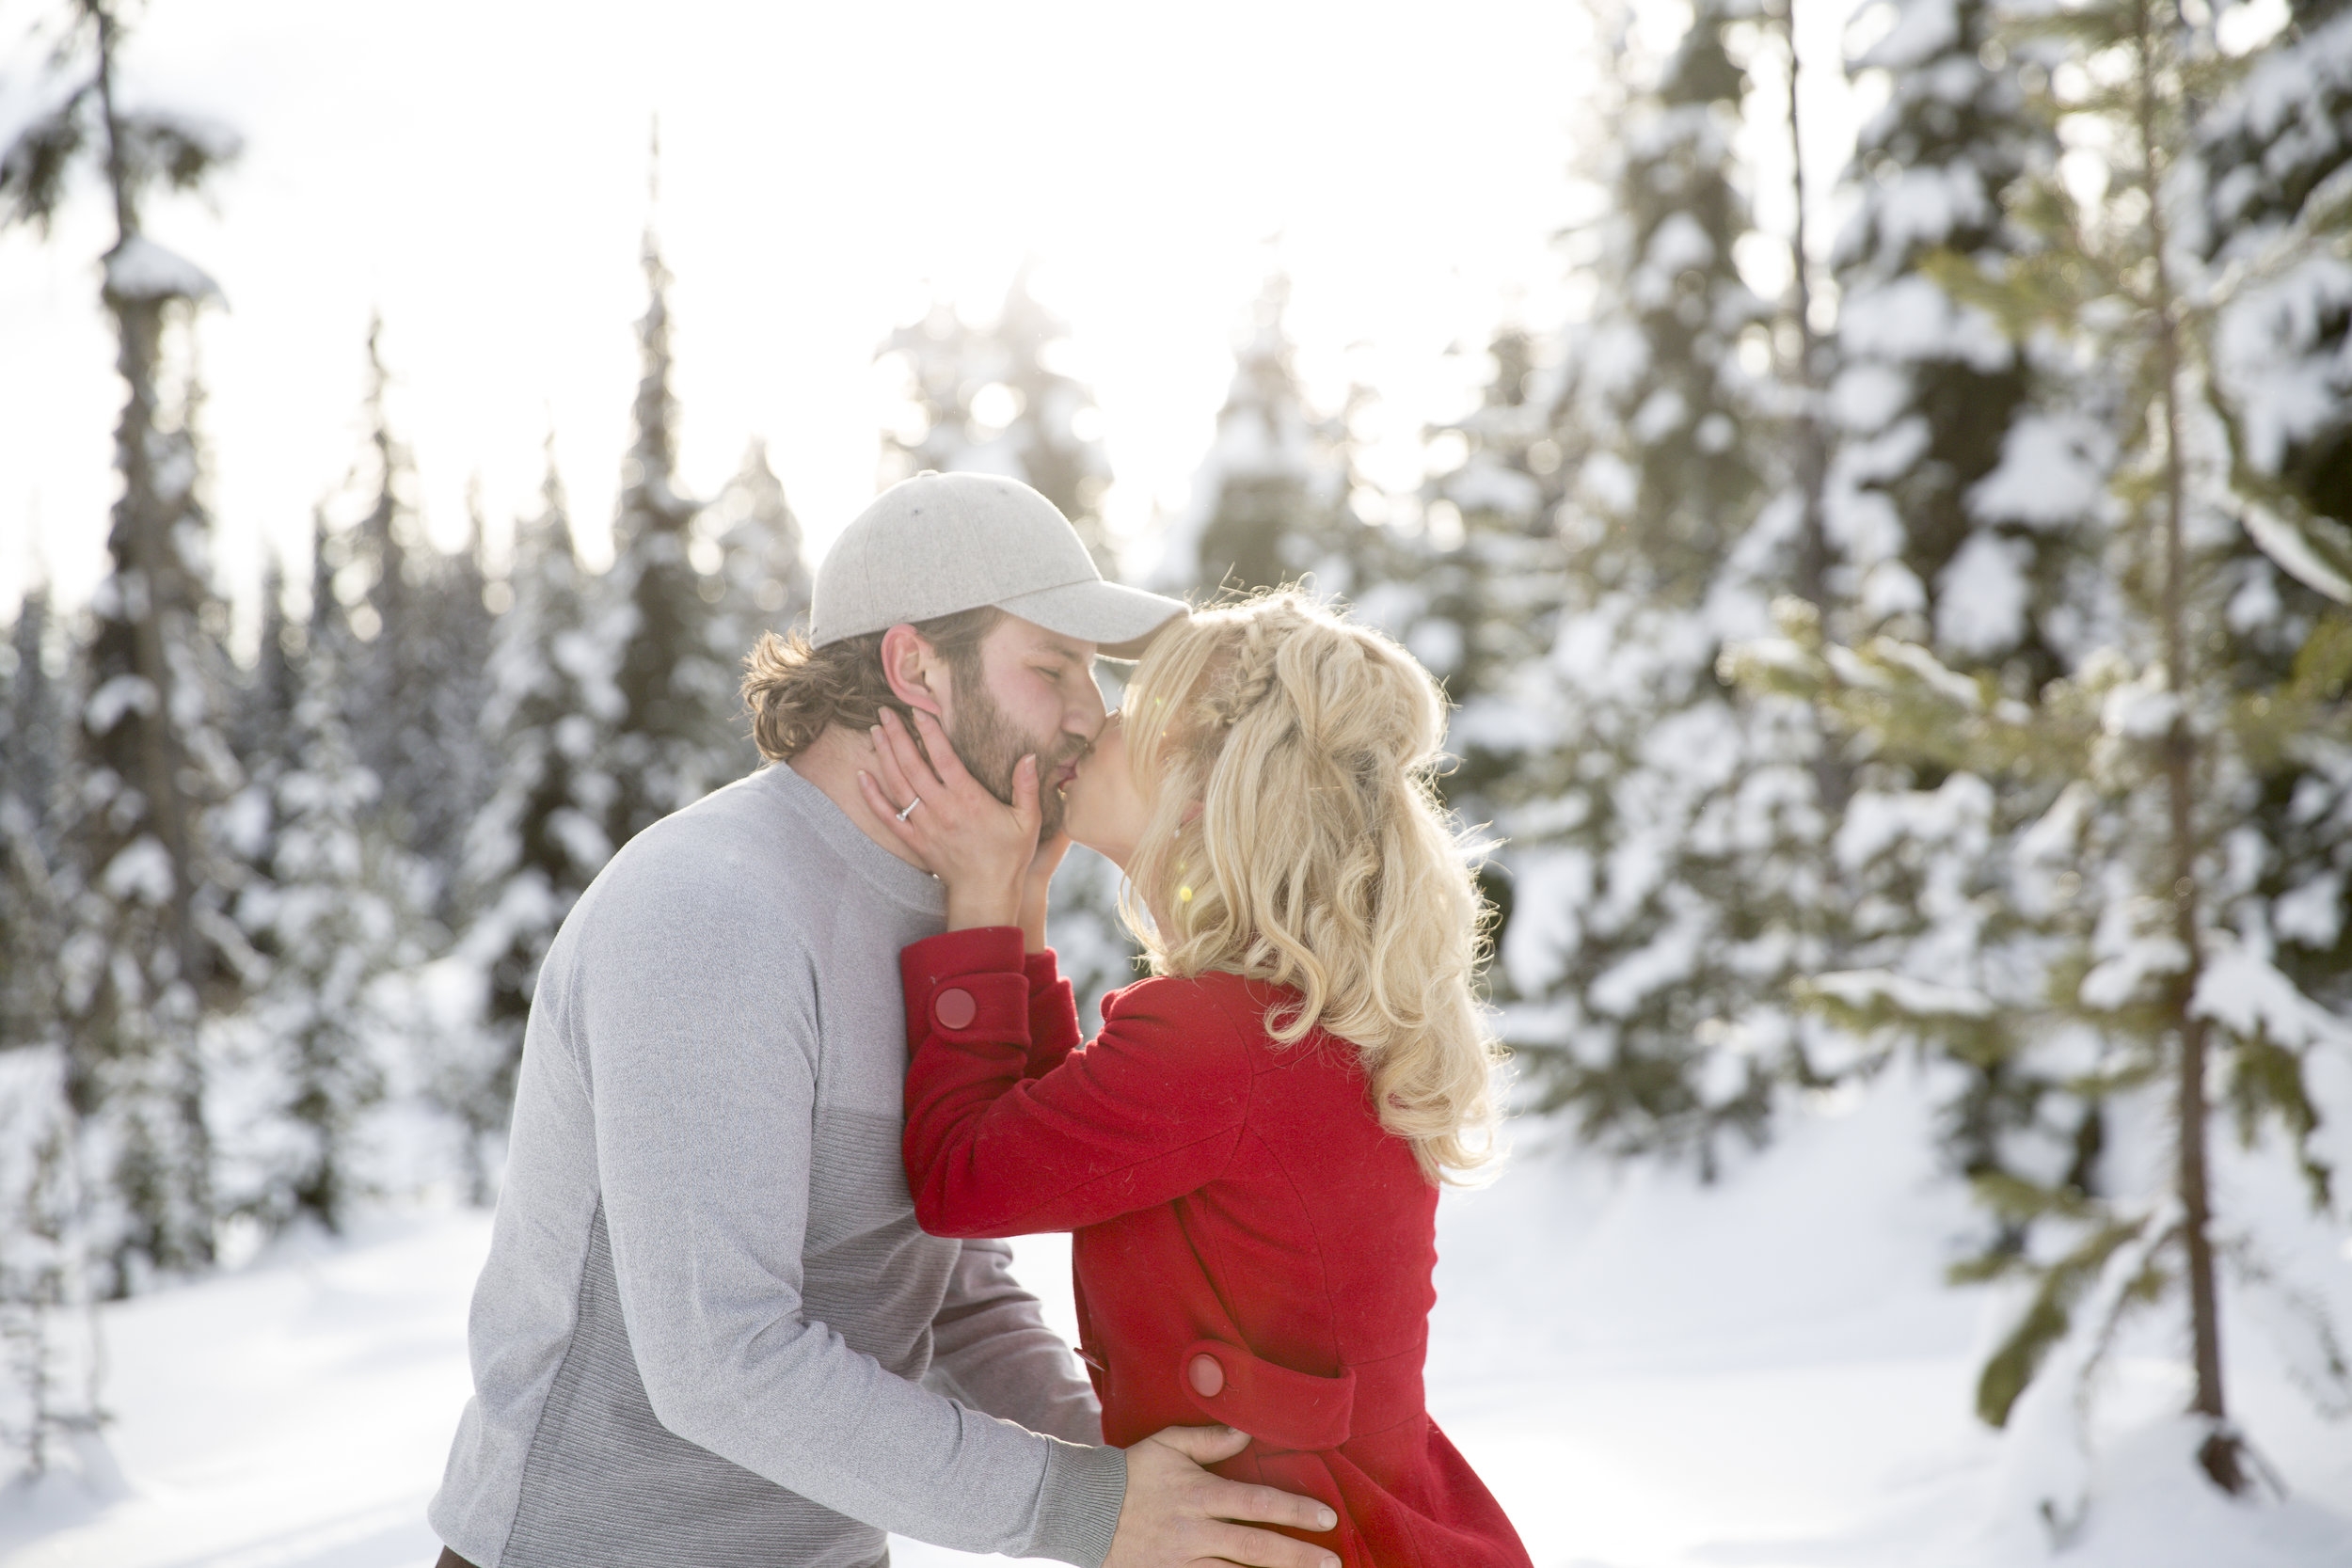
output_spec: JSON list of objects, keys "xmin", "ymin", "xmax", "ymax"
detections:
[{"xmin": 856, "ymin": 592, "xmax": 1531, "ymax": 1568}]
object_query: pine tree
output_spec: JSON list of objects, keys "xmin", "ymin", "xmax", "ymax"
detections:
[
  {"xmin": 1828, "ymin": 0, "xmax": 2082, "ymax": 684},
  {"xmin": 599, "ymin": 220, "xmax": 741, "ymax": 850},
  {"xmin": 1496, "ymin": 0, "xmax": 1836, "ymax": 1171},
  {"xmin": 233, "ymin": 557, "xmax": 296, "ymax": 793},
  {"xmin": 215, "ymin": 529, "xmax": 398, "ymax": 1235},
  {"xmin": 0, "ymin": 594, "xmax": 97, "ymax": 1476},
  {"xmin": 1412, "ymin": 325, "xmax": 1576, "ymax": 809},
  {"xmin": 445, "ymin": 444, "xmax": 620, "ymax": 1196},
  {"xmin": 320, "ymin": 317, "xmax": 484, "ymax": 897},
  {"xmin": 1158, "ymin": 271, "xmax": 1350, "ymax": 599},
  {"xmin": 2192, "ymin": 0, "xmax": 2352, "ymax": 1076},
  {"xmin": 412, "ymin": 486, "xmax": 498, "ymax": 909},
  {"xmin": 1797, "ymin": 0, "xmax": 2107, "ymax": 1233},
  {"xmin": 1726, "ymin": 0, "xmax": 2352, "ymax": 1506},
  {"xmin": 2198, "ymin": 0, "xmax": 2352, "ymax": 596},
  {"xmin": 702, "ymin": 439, "xmax": 813, "ymax": 673},
  {"xmin": 2, "ymin": 589, "xmax": 70, "ymax": 1057},
  {"xmin": 0, "ymin": 1047, "xmax": 101, "ymax": 1480},
  {"xmin": 879, "ymin": 265, "xmax": 1116, "ymax": 570},
  {"xmin": 3, "ymin": 0, "xmax": 246, "ymax": 1290}
]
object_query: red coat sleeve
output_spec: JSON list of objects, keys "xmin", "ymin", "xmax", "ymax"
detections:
[
  {"xmin": 900, "ymin": 927, "xmax": 1253, "ymax": 1239},
  {"xmin": 1022, "ymin": 947, "xmax": 1084, "ymax": 1077}
]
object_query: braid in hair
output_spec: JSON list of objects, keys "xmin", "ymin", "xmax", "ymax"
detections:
[{"xmin": 1210, "ymin": 612, "xmax": 1282, "ymax": 728}]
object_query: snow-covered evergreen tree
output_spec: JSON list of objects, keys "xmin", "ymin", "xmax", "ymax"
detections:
[
  {"xmin": 1828, "ymin": 0, "xmax": 2086, "ymax": 686},
  {"xmin": 599, "ymin": 224, "xmax": 741, "ymax": 850},
  {"xmin": 1797, "ymin": 0, "xmax": 2109, "ymax": 1227},
  {"xmin": 1410, "ymin": 325, "xmax": 1577, "ymax": 810},
  {"xmin": 1158, "ymin": 271, "xmax": 1351, "ymax": 599},
  {"xmin": 4, "ymin": 0, "xmax": 247, "ymax": 1289},
  {"xmin": 2, "ymin": 589, "xmax": 70, "ymax": 1058},
  {"xmin": 1495, "ymin": 0, "xmax": 1836, "ymax": 1170},
  {"xmin": 2191, "ymin": 0, "xmax": 2352, "ymax": 1102},
  {"xmin": 2199, "ymin": 0, "xmax": 2352, "ymax": 597},
  {"xmin": 233, "ymin": 557, "xmax": 296, "ymax": 792},
  {"xmin": 0, "ymin": 594, "xmax": 96, "ymax": 1476},
  {"xmin": 0, "ymin": 1046, "xmax": 100, "ymax": 1480},
  {"xmin": 215, "ymin": 529, "xmax": 399, "ymax": 1236},
  {"xmin": 319, "ymin": 318, "xmax": 486, "ymax": 898},
  {"xmin": 1729, "ymin": 0, "xmax": 2352, "ymax": 1503},
  {"xmin": 444, "ymin": 444, "xmax": 619, "ymax": 1195},
  {"xmin": 879, "ymin": 264, "xmax": 1115, "ymax": 570},
  {"xmin": 701, "ymin": 439, "xmax": 813, "ymax": 673},
  {"xmin": 412, "ymin": 491, "xmax": 497, "ymax": 905}
]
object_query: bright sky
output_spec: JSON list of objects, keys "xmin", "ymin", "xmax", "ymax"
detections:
[{"xmin": 0, "ymin": 0, "xmax": 1866, "ymax": 646}]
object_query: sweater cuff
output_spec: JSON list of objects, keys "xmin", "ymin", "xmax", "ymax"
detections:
[{"xmin": 1027, "ymin": 1439, "xmax": 1128, "ymax": 1568}]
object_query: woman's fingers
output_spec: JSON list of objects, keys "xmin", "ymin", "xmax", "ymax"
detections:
[
  {"xmin": 854, "ymin": 769, "xmax": 925, "ymax": 850},
  {"xmin": 867, "ymin": 735, "xmax": 918, "ymax": 821},
  {"xmin": 910, "ymin": 708, "xmax": 975, "ymax": 788},
  {"xmin": 875, "ymin": 709, "xmax": 940, "ymax": 798},
  {"xmin": 1010, "ymin": 754, "xmax": 1041, "ymax": 833}
]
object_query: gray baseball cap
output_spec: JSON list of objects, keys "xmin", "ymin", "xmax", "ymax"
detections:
[{"xmin": 811, "ymin": 471, "xmax": 1186, "ymax": 658}]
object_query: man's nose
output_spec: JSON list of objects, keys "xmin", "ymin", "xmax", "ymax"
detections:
[{"xmin": 1069, "ymin": 678, "xmax": 1108, "ymax": 737}]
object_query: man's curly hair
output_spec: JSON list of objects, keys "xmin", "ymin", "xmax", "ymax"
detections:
[{"xmin": 741, "ymin": 607, "xmax": 1004, "ymax": 762}]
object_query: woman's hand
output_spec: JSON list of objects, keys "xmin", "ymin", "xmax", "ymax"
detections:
[{"xmin": 857, "ymin": 707, "xmax": 1041, "ymax": 934}]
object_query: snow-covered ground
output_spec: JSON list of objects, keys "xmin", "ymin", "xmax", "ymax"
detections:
[{"xmin": 7, "ymin": 1067, "xmax": 2351, "ymax": 1568}]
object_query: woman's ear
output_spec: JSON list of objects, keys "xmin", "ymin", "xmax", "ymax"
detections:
[
  {"xmin": 1180, "ymin": 800, "xmax": 1203, "ymax": 826},
  {"xmin": 879, "ymin": 624, "xmax": 946, "ymax": 718}
]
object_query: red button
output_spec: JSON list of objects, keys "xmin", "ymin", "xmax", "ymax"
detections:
[
  {"xmin": 934, "ymin": 988, "xmax": 977, "ymax": 1030},
  {"xmin": 1188, "ymin": 1353, "xmax": 1225, "ymax": 1398}
]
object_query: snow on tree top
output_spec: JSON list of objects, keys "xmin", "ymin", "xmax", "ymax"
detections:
[
  {"xmin": 1968, "ymin": 411, "xmax": 2112, "ymax": 530},
  {"xmin": 1837, "ymin": 275, "xmax": 2009, "ymax": 374},
  {"xmin": 104, "ymin": 236, "xmax": 222, "ymax": 304},
  {"xmin": 1856, "ymin": 0, "xmax": 1962, "ymax": 72},
  {"xmin": 1807, "ymin": 969, "xmax": 1996, "ymax": 1020}
]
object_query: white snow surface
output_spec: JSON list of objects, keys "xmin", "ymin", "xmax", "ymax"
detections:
[{"xmin": 6, "ymin": 1074, "xmax": 2352, "ymax": 1568}]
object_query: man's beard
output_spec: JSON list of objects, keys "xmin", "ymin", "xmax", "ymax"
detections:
[{"xmin": 942, "ymin": 675, "xmax": 1083, "ymax": 839}]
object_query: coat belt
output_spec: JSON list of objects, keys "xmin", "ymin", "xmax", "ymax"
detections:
[{"xmin": 1173, "ymin": 1338, "xmax": 1420, "ymax": 1452}]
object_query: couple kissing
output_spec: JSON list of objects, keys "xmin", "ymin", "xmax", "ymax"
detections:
[{"xmin": 427, "ymin": 472, "xmax": 1531, "ymax": 1568}]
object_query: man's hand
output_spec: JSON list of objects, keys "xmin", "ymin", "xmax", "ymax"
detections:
[{"xmin": 1103, "ymin": 1425, "xmax": 1341, "ymax": 1568}]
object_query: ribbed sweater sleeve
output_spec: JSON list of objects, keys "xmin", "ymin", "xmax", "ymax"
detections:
[{"xmin": 577, "ymin": 906, "xmax": 1125, "ymax": 1564}]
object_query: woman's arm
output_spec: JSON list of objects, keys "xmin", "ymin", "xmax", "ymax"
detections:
[
  {"xmin": 901, "ymin": 927, "xmax": 1251, "ymax": 1239},
  {"xmin": 1023, "ymin": 947, "xmax": 1087, "ymax": 1077}
]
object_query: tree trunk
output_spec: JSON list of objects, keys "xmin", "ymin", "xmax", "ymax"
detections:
[
  {"xmin": 1779, "ymin": 1, "xmax": 1851, "ymax": 822},
  {"xmin": 2133, "ymin": 0, "xmax": 2242, "ymax": 1495}
]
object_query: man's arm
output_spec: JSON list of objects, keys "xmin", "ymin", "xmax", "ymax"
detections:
[
  {"xmin": 577, "ymin": 878, "xmax": 1123, "ymax": 1566},
  {"xmin": 926, "ymin": 1239, "xmax": 1101, "ymax": 1445}
]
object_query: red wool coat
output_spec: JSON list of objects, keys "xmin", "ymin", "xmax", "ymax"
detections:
[{"xmin": 899, "ymin": 927, "xmax": 1532, "ymax": 1568}]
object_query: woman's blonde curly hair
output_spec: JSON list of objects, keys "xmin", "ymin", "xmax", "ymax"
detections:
[{"xmin": 1119, "ymin": 589, "xmax": 1502, "ymax": 1181}]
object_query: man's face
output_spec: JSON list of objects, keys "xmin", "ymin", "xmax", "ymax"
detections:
[{"xmin": 939, "ymin": 615, "xmax": 1104, "ymax": 838}]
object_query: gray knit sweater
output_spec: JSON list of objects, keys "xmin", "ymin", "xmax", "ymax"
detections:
[{"xmin": 428, "ymin": 764, "xmax": 1129, "ymax": 1568}]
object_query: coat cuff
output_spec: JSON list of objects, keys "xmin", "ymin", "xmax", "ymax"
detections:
[
  {"xmin": 1026, "ymin": 1438, "xmax": 1128, "ymax": 1568},
  {"xmin": 901, "ymin": 927, "xmax": 1032, "ymax": 1049},
  {"xmin": 1024, "ymin": 949, "xmax": 1084, "ymax": 1072}
]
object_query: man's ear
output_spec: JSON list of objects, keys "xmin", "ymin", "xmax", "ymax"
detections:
[{"xmin": 879, "ymin": 624, "xmax": 947, "ymax": 719}]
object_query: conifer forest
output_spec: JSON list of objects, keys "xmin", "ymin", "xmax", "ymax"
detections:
[{"xmin": 3, "ymin": 0, "xmax": 2352, "ymax": 1562}]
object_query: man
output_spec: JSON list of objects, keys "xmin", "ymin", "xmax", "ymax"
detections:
[{"xmin": 429, "ymin": 472, "xmax": 1337, "ymax": 1568}]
